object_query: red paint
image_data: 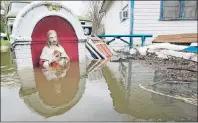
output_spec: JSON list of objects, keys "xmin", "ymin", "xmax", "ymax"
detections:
[
  {"xmin": 31, "ymin": 16, "xmax": 79, "ymax": 67},
  {"xmin": 93, "ymin": 40, "xmax": 113, "ymax": 58}
]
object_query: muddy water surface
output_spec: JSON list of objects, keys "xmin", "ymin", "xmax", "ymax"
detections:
[{"xmin": 1, "ymin": 52, "xmax": 197, "ymax": 122}]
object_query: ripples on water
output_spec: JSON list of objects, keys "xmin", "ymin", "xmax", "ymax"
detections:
[{"xmin": 1, "ymin": 53, "xmax": 197, "ymax": 121}]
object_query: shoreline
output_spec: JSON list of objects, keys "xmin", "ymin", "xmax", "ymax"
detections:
[{"xmin": 112, "ymin": 49, "xmax": 197, "ymax": 82}]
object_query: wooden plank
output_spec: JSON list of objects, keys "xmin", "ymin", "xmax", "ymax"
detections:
[
  {"xmin": 153, "ymin": 33, "xmax": 198, "ymax": 43},
  {"xmin": 92, "ymin": 40, "xmax": 113, "ymax": 58}
]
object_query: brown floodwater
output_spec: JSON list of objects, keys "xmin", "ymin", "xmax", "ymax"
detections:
[{"xmin": 1, "ymin": 52, "xmax": 197, "ymax": 122}]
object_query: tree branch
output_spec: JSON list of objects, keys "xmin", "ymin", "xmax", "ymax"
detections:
[{"xmin": 84, "ymin": 1, "xmax": 105, "ymax": 35}]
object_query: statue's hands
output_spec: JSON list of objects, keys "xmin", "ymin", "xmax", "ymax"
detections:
[
  {"xmin": 51, "ymin": 55, "xmax": 60, "ymax": 63},
  {"xmin": 53, "ymin": 50, "xmax": 61, "ymax": 57},
  {"xmin": 51, "ymin": 50, "xmax": 61, "ymax": 63},
  {"xmin": 54, "ymin": 56, "xmax": 61, "ymax": 62}
]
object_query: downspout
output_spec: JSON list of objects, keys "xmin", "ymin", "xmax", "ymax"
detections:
[
  {"xmin": 180, "ymin": 0, "xmax": 184, "ymax": 19},
  {"xmin": 129, "ymin": 0, "xmax": 134, "ymax": 49},
  {"xmin": 159, "ymin": 0, "xmax": 164, "ymax": 20}
]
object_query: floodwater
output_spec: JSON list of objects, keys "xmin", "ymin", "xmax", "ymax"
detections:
[{"xmin": 1, "ymin": 51, "xmax": 197, "ymax": 122}]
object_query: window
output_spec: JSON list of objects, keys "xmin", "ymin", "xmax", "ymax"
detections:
[
  {"xmin": 119, "ymin": 1, "xmax": 129, "ymax": 22},
  {"xmin": 183, "ymin": 1, "xmax": 197, "ymax": 19},
  {"xmin": 119, "ymin": 9, "xmax": 129, "ymax": 22},
  {"xmin": 1, "ymin": 36, "xmax": 8, "ymax": 41},
  {"xmin": 160, "ymin": 0, "xmax": 197, "ymax": 20},
  {"xmin": 7, "ymin": 24, "xmax": 13, "ymax": 34},
  {"xmin": 81, "ymin": 22, "xmax": 85, "ymax": 25}
]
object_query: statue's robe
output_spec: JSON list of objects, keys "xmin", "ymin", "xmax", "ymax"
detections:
[{"xmin": 39, "ymin": 45, "xmax": 69, "ymax": 68}]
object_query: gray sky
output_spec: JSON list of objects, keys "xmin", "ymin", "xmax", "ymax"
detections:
[{"xmin": 61, "ymin": 1, "xmax": 86, "ymax": 16}]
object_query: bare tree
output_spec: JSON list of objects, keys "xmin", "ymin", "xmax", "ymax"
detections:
[
  {"xmin": 1, "ymin": 1, "xmax": 10, "ymax": 32},
  {"xmin": 1, "ymin": 1, "xmax": 10, "ymax": 23},
  {"xmin": 84, "ymin": 1, "xmax": 105, "ymax": 35},
  {"xmin": 1, "ymin": 1, "xmax": 11, "ymax": 32}
]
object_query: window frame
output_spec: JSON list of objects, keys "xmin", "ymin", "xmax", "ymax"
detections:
[
  {"xmin": 119, "ymin": 4, "xmax": 129, "ymax": 23},
  {"xmin": 159, "ymin": 0, "xmax": 197, "ymax": 21}
]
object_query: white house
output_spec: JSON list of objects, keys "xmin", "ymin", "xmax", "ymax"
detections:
[{"xmin": 100, "ymin": 0, "xmax": 197, "ymax": 50}]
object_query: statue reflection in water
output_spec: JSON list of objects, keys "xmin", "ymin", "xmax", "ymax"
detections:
[
  {"xmin": 19, "ymin": 43, "xmax": 88, "ymax": 120},
  {"xmin": 18, "ymin": 55, "xmax": 113, "ymax": 118},
  {"xmin": 18, "ymin": 30, "xmax": 112, "ymax": 118},
  {"xmin": 19, "ymin": 61, "xmax": 86, "ymax": 118}
]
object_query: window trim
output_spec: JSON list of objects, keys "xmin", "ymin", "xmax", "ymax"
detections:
[
  {"xmin": 122, "ymin": 4, "xmax": 129, "ymax": 11},
  {"xmin": 120, "ymin": 4, "xmax": 129, "ymax": 23},
  {"xmin": 159, "ymin": 0, "xmax": 197, "ymax": 21}
]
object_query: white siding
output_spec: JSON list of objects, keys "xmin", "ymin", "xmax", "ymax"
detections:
[
  {"xmin": 103, "ymin": 1, "xmax": 197, "ymax": 48},
  {"xmin": 133, "ymin": 1, "xmax": 198, "ymax": 46},
  {"xmin": 104, "ymin": 1, "xmax": 131, "ymax": 51}
]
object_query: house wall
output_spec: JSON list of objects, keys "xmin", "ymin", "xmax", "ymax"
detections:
[
  {"xmin": 104, "ymin": 1, "xmax": 131, "ymax": 51},
  {"xmin": 103, "ymin": 1, "xmax": 197, "ymax": 48},
  {"xmin": 133, "ymin": 1, "xmax": 197, "ymax": 46}
]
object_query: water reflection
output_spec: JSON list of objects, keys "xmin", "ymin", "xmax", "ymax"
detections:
[
  {"xmin": 1, "ymin": 50, "xmax": 16, "ymax": 75},
  {"xmin": 102, "ymin": 60, "xmax": 197, "ymax": 121},
  {"xmin": 152, "ymin": 69, "xmax": 197, "ymax": 99},
  {"xmin": 1, "ymin": 58, "xmax": 197, "ymax": 121},
  {"xmin": 19, "ymin": 62, "xmax": 86, "ymax": 118},
  {"xmin": 86, "ymin": 59, "xmax": 110, "ymax": 81}
]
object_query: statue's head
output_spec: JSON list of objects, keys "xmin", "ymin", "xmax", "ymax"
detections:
[{"xmin": 47, "ymin": 30, "xmax": 59, "ymax": 47}]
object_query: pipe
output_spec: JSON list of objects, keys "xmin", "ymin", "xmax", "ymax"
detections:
[{"xmin": 129, "ymin": 0, "xmax": 134, "ymax": 49}]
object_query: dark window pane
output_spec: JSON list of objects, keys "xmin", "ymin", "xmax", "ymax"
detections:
[
  {"xmin": 164, "ymin": 1, "xmax": 180, "ymax": 7},
  {"xmin": 183, "ymin": 1, "xmax": 197, "ymax": 19},
  {"xmin": 162, "ymin": 1, "xmax": 181, "ymax": 20},
  {"xmin": 81, "ymin": 22, "xmax": 85, "ymax": 25},
  {"xmin": 184, "ymin": 7, "xmax": 197, "ymax": 19},
  {"xmin": 163, "ymin": 6, "xmax": 180, "ymax": 19},
  {"xmin": 184, "ymin": 1, "xmax": 197, "ymax": 7}
]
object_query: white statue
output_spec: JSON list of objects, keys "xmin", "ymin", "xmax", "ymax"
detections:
[{"xmin": 39, "ymin": 30, "xmax": 70, "ymax": 68}]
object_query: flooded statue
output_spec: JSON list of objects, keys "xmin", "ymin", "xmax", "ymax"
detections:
[{"xmin": 39, "ymin": 30, "xmax": 70, "ymax": 68}]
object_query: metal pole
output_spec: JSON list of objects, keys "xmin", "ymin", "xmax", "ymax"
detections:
[{"xmin": 129, "ymin": 0, "xmax": 134, "ymax": 49}]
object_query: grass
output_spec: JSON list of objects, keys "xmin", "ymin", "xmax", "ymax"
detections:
[{"xmin": 0, "ymin": 40, "xmax": 10, "ymax": 45}]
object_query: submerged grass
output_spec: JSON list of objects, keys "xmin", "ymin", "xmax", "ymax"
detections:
[{"xmin": 0, "ymin": 40, "xmax": 9, "ymax": 45}]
